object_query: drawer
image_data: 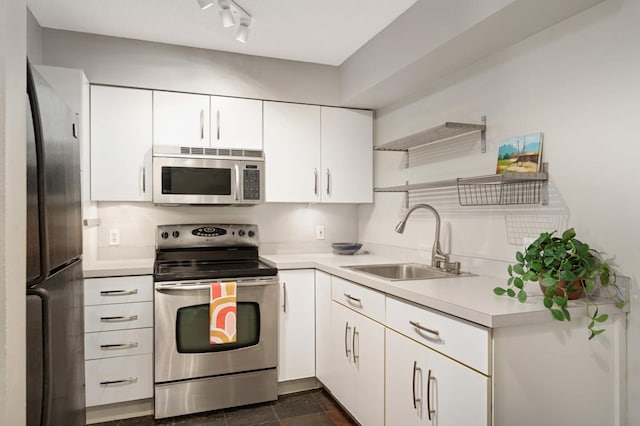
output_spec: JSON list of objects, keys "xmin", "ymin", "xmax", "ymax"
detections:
[
  {"xmin": 85, "ymin": 328, "xmax": 153, "ymax": 360},
  {"xmin": 85, "ymin": 353, "xmax": 153, "ymax": 406},
  {"xmin": 386, "ymin": 296, "xmax": 490, "ymax": 375},
  {"xmin": 332, "ymin": 276, "xmax": 385, "ymax": 323},
  {"xmin": 84, "ymin": 275, "xmax": 153, "ymax": 305},
  {"xmin": 84, "ymin": 302, "xmax": 153, "ymax": 332}
]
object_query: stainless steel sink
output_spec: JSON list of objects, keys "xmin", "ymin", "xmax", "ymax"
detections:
[{"xmin": 344, "ymin": 263, "xmax": 472, "ymax": 281}]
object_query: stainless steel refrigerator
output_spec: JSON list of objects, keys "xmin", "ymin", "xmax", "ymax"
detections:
[{"xmin": 26, "ymin": 62, "xmax": 85, "ymax": 426}]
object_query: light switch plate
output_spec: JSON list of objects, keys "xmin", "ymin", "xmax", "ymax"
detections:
[{"xmin": 316, "ymin": 225, "xmax": 325, "ymax": 240}]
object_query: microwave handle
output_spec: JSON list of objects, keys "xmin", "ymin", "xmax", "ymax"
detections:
[{"xmin": 234, "ymin": 164, "xmax": 240, "ymax": 201}]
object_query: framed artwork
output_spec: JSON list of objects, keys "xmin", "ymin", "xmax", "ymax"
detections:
[{"xmin": 496, "ymin": 132, "xmax": 543, "ymax": 174}]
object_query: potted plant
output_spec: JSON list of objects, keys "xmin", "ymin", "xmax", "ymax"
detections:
[{"xmin": 493, "ymin": 228, "xmax": 626, "ymax": 339}]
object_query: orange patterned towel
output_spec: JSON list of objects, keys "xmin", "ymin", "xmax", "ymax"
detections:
[{"xmin": 209, "ymin": 282, "xmax": 237, "ymax": 344}]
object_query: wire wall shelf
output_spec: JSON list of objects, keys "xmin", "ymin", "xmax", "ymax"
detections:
[{"xmin": 374, "ymin": 164, "xmax": 549, "ymax": 207}]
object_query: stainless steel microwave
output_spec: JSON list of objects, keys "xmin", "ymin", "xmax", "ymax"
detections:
[{"xmin": 152, "ymin": 146, "xmax": 264, "ymax": 205}]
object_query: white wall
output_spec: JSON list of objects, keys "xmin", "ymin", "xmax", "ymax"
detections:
[
  {"xmin": 41, "ymin": 29, "xmax": 341, "ymax": 106},
  {"xmin": 0, "ymin": 0, "xmax": 26, "ymax": 424},
  {"xmin": 359, "ymin": 0, "xmax": 640, "ymax": 422},
  {"xmin": 38, "ymin": 29, "xmax": 359, "ymax": 258}
]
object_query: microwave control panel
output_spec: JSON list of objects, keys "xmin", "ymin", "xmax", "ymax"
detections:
[{"xmin": 243, "ymin": 168, "xmax": 261, "ymax": 200}]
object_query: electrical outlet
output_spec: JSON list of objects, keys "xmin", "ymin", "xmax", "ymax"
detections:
[
  {"xmin": 316, "ymin": 225, "xmax": 325, "ymax": 240},
  {"xmin": 109, "ymin": 229, "xmax": 120, "ymax": 246}
]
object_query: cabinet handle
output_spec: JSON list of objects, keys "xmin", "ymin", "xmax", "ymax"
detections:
[
  {"xmin": 72, "ymin": 122, "xmax": 78, "ymax": 138},
  {"xmin": 100, "ymin": 342, "xmax": 139, "ymax": 350},
  {"xmin": 409, "ymin": 320, "xmax": 440, "ymax": 340},
  {"xmin": 412, "ymin": 361, "xmax": 422, "ymax": 409},
  {"xmin": 200, "ymin": 109, "xmax": 204, "ymax": 140},
  {"xmin": 216, "ymin": 110, "xmax": 221, "ymax": 141},
  {"xmin": 343, "ymin": 293, "xmax": 362, "ymax": 306},
  {"xmin": 326, "ymin": 169, "xmax": 331, "ymax": 195},
  {"xmin": 344, "ymin": 322, "xmax": 351, "ymax": 358},
  {"xmin": 100, "ymin": 315, "xmax": 138, "ymax": 322},
  {"xmin": 314, "ymin": 169, "xmax": 318, "ymax": 195},
  {"xmin": 100, "ymin": 289, "xmax": 138, "ymax": 296},
  {"xmin": 282, "ymin": 282, "xmax": 287, "ymax": 313},
  {"xmin": 234, "ymin": 164, "xmax": 240, "ymax": 201},
  {"xmin": 139, "ymin": 166, "xmax": 145, "ymax": 195},
  {"xmin": 427, "ymin": 369, "xmax": 436, "ymax": 420},
  {"xmin": 100, "ymin": 377, "xmax": 138, "ymax": 386},
  {"xmin": 352, "ymin": 327, "xmax": 359, "ymax": 363}
]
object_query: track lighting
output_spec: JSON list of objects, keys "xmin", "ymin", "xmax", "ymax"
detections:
[
  {"xmin": 197, "ymin": 0, "xmax": 252, "ymax": 43},
  {"xmin": 235, "ymin": 18, "xmax": 250, "ymax": 43},
  {"xmin": 197, "ymin": 0, "xmax": 214, "ymax": 10},
  {"xmin": 218, "ymin": 0, "xmax": 235, "ymax": 28}
]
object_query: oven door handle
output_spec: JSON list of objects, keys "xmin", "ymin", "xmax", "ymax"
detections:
[{"xmin": 155, "ymin": 279, "xmax": 277, "ymax": 292}]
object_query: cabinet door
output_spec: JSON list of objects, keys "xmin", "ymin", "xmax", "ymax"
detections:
[
  {"xmin": 210, "ymin": 96, "xmax": 262, "ymax": 150},
  {"xmin": 315, "ymin": 271, "xmax": 332, "ymax": 386},
  {"xmin": 90, "ymin": 86, "xmax": 152, "ymax": 201},
  {"xmin": 320, "ymin": 107, "xmax": 373, "ymax": 203},
  {"xmin": 153, "ymin": 91, "xmax": 210, "ymax": 148},
  {"xmin": 351, "ymin": 312, "xmax": 385, "ymax": 426},
  {"xmin": 386, "ymin": 329, "xmax": 429, "ymax": 426},
  {"xmin": 278, "ymin": 270, "xmax": 316, "ymax": 382},
  {"xmin": 263, "ymin": 101, "xmax": 321, "ymax": 202},
  {"xmin": 427, "ymin": 346, "xmax": 490, "ymax": 426},
  {"xmin": 327, "ymin": 301, "xmax": 355, "ymax": 409}
]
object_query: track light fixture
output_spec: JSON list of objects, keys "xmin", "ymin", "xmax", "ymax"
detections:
[
  {"xmin": 197, "ymin": 0, "xmax": 214, "ymax": 10},
  {"xmin": 235, "ymin": 18, "xmax": 250, "ymax": 43},
  {"xmin": 218, "ymin": 0, "xmax": 235, "ymax": 28},
  {"xmin": 197, "ymin": 0, "xmax": 252, "ymax": 43}
]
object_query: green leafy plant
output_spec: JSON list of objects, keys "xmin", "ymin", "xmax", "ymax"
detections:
[{"xmin": 493, "ymin": 228, "xmax": 626, "ymax": 339}]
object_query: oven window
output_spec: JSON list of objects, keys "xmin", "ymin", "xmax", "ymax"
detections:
[
  {"xmin": 176, "ymin": 302, "xmax": 260, "ymax": 353},
  {"xmin": 162, "ymin": 167, "xmax": 231, "ymax": 195}
]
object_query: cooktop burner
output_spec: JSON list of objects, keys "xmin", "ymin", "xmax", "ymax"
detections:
[{"xmin": 153, "ymin": 224, "xmax": 277, "ymax": 282}]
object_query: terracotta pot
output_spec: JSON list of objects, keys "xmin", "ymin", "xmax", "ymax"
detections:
[{"xmin": 538, "ymin": 278, "xmax": 584, "ymax": 300}]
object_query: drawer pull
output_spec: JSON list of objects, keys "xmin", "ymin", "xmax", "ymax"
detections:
[
  {"xmin": 100, "ymin": 377, "xmax": 138, "ymax": 386},
  {"xmin": 100, "ymin": 289, "xmax": 138, "ymax": 296},
  {"xmin": 412, "ymin": 361, "xmax": 422, "ymax": 409},
  {"xmin": 100, "ymin": 315, "xmax": 138, "ymax": 322},
  {"xmin": 409, "ymin": 320, "xmax": 440, "ymax": 339},
  {"xmin": 343, "ymin": 293, "xmax": 362, "ymax": 305},
  {"xmin": 427, "ymin": 369, "xmax": 436, "ymax": 420},
  {"xmin": 100, "ymin": 342, "xmax": 139, "ymax": 350}
]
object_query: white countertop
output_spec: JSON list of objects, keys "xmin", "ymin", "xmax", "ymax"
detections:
[
  {"xmin": 83, "ymin": 258, "xmax": 154, "ymax": 278},
  {"xmin": 260, "ymin": 252, "xmax": 626, "ymax": 329}
]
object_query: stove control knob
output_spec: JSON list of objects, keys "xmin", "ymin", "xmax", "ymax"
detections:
[
  {"xmin": 172, "ymin": 231, "xmax": 180, "ymax": 238},
  {"xmin": 238, "ymin": 230, "xmax": 246, "ymax": 237},
  {"xmin": 161, "ymin": 232, "xmax": 169, "ymax": 239},
  {"xmin": 248, "ymin": 230, "xmax": 255, "ymax": 238}
]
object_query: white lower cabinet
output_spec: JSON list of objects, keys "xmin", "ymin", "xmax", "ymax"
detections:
[
  {"xmin": 84, "ymin": 275, "xmax": 154, "ymax": 408},
  {"xmin": 315, "ymin": 271, "xmax": 332, "ymax": 385},
  {"xmin": 278, "ymin": 270, "xmax": 316, "ymax": 382},
  {"xmin": 329, "ymin": 301, "xmax": 384, "ymax": 426},
  {"xmin": 385, "ymin": 329, "xmax": 489, "ymax": 426}
]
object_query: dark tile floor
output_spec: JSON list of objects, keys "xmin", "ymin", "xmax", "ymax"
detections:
[{"xmin": 94, "ymin": 389, "xmax": 357, "ymax": 426}]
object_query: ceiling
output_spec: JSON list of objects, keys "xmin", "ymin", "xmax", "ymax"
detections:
[{"xmin": 27, "ymin": 0, "xmax": 419, "ymax": 66}]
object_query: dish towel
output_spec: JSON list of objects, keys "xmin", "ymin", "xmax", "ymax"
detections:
[{"xmin": 209, "ymin": 282, "xmax": 237, "ymax": 344}]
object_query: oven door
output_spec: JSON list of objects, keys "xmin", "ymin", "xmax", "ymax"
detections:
[
  {"xmin": 154, "ymin": 276, "xmax": 278, "ymax": 383},
  {"xmin": 153, "ymin": 156, "xmax": 238, "ymax": 204}
]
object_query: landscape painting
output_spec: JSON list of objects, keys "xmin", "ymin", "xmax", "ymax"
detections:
[{"xmin": 496, "ymin": 132, "xmax": 543, "ymax": 174}]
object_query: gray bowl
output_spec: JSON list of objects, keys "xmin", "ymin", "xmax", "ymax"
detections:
[{"xmin": 332, "ymin": 242, "xmax": 363, "ymax": 255}]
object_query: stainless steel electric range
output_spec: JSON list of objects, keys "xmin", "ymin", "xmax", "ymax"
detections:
[{"xmin": 153, "ymin": 224, "xmax": 278, "ymax": 419}]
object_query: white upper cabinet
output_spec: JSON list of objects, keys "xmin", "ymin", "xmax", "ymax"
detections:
[
  {"xmin": 153, "ymin": 91, "xmax": 210, "ymax": 148},
  {"xmin": 210, "ymin": 96, "xmax": 262, "ymax": 150},
  {"xmin": 90, "ymin": 86, "xmax": 152, "ymax": 201},
  {"xmin": 320, "ymin": 107, "xmax": 373, "ymax": 203},
  {"xmin": 263, "ymin": 101, "xmax": 321, "ymax": 203},
  {"xmin": 263, "ymin": 101, "xmax": 373, "ymax": 203}
]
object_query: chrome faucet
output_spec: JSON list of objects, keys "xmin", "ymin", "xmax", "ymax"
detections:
[{"xmin": 395, "ymin": 204, "xmax": 460, "ymax": 274}]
